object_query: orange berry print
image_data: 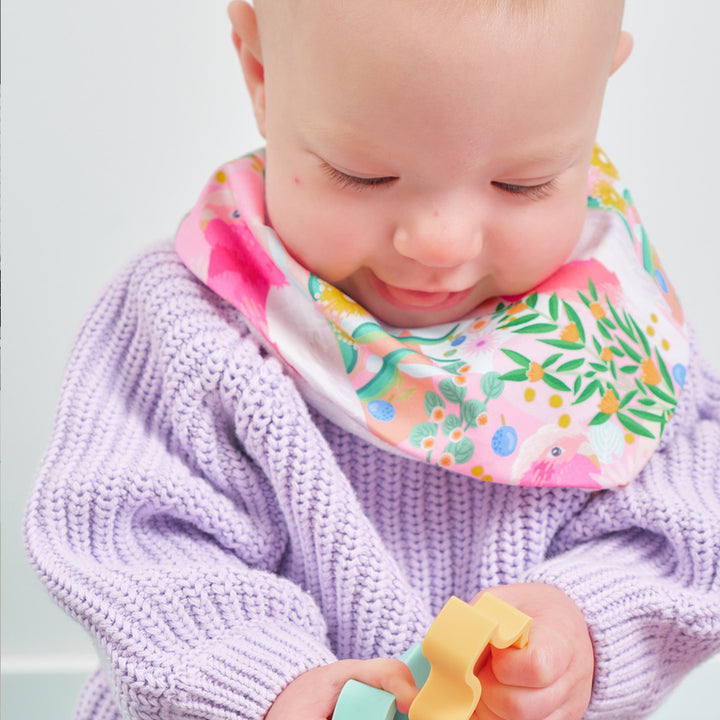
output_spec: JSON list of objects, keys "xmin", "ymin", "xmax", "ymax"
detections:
[
  {"xmin": 640, "ymin": 358, "xmax": 661, "ymax": 386},
  {"xmin": 526, "ymin": 362, "xmax": 544, "ymax": 382},
  {"xmin": 560, "ymin": 323, "xmax": 580, "ymax": 343},
  {"xmin": 589, "ymin": 302, "xmax": 605, "ymax": 319},
  {"xmin": 598, "ymin": 389, "xmax": 620, "ymax": 415}
]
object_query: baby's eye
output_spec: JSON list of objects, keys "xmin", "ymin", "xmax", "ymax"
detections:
[
  {"xmin": 493, "ymin": 179, "xmax": 558, "ymax": 200},
  {"xmin": 322, "ymin": 163, "xmax": 397, "ymax": 191}
]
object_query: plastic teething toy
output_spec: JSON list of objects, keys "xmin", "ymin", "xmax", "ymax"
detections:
[{"xmin": 332, "ymin": 593, "xmax": 531, "ymax": 720}]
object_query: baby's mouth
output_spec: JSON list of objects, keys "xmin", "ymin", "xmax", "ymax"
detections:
[{"xmin": 367, "ymin": 271, "xmax": 473, "ymax": 312}]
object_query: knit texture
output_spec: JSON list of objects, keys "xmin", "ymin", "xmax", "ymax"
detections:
[{"xmin": 25, "ymin": 243, "xmax": 720, "ymax": 720}]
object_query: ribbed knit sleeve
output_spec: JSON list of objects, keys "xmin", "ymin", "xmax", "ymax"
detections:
[
  {"xmin": 523, "ymin": 344, "xmax": 720, "ymax": 719},
  {"xmin": 24, "ymin": 245, "xmax": 430, "ymax": 720}
]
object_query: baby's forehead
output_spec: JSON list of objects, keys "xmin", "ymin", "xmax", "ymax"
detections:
[{"xmin": 255, "ymin": 0, "xmax": 623, "ymax": 32}]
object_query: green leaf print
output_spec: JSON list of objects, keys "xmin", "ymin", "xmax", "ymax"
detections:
[
  {"xmin": 629, "ymin": 316, "xmax": 651, "ymax": 357},
  {"xmin": 539, "ymin": 339, "xmax": 585, "ymax": 351},
  {"xmin": 442, "ymin": 360, "xmax": 469, "ymax": 375},
  {"xmin": 589, "ymin": 411, "xmax": 612, "ymax": 426},
  {"xmin": 480, "ymin": 372, "xmax": 505, "ymax": 399},
  {"xmin": 622, "ymin": 309, "xmax": 638, "ymax": 342},
  {"xmin": 542, "ymin": 374, "xmax": 572, "ymax": 392},
  {"xmin": 616, "ymin": 338, "xmax": 643, "ymax": 364},
  {"xmin": 556, "ymin": 358, "xmax": 585, "ymax": 373},
  {"xmin": 511, "ymin": 323, "xmax": 558, "ymax": 334},
  {"xmin": 597, "ymin": 322, "xmax": 613, "ymax": 341},
  {"xmin": 618, "ymin": 389, "xmax": 638, "ymax": 409},
  {"xmin": 548, "ymin": 293, "xmax": 559, "ymax": 322},
  {"xmin": 409, "ymin": 422, "xmax": 438, "ymax": 448},
  {"xmin": 439, "ymin": 377, "xmax": 467, "ymax": 404},
  {"xmin": 588, "ymin": 277, "xmax": 599, "ymax": 302},
  {"xmin": 562, "ymin": 301, "xmax": 586, "ymax": 343},
  {"xmin": 448, "ymin": 436, "xmax": 474, "ymax": 464},
  {"xmin": 573, "ymin": 379, "xmax": 602, "ymax": 405},
  {"xmin": 501, "ymin": 349, "xmax": 531, "ymax": 368},
  {"xmin": 616, "ymin": 412, "xmax": 656, "ymax": 439},
  {"xmin": 499, "ymin": 313, "xmax": 540, "ymax": 329},
  {"xmin": 542, "ymin": 353, "xmax": 563, "ymax": 368},
  {"xmin": 499, "ymin": 369, "xmax": 529, "ymax": 382},
  {"xmin": 655, "ymin": 348, "xmax": 674, "ymax": 392},
  {"xmin": 607, "ymin": 298, "xmax": 633, "ymax": 338},
  {"xmin": 628, "ymin": 408, "xmax": 664, "ymax": 423},
  {"xmin": 424, "ymin": 391, "xmax": 445, "ymax": 416},
  {"xmin": 645, "ymin": 384, "xmax": 675, "ymax": 405},
  {"xmin": 461, "ymin": 399, "xmax": 486, "ymax": 428},
  {"xmin": 442, "ymin": 414, "xmax": 462, "ymax": 436}
]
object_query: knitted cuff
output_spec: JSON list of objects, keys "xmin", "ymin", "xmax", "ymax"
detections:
[
  {"xmin": 523, "ymin": 550, "xmax": 706, "ymax": 720},
  {"xmin": 109, "ymin": 620, "xmax": 337, "ymax": 720}
]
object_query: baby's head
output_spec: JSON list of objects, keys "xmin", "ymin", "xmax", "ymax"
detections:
[{"xmin": 229, "ymin": 0, "xmax": 632, "ymax": 327}]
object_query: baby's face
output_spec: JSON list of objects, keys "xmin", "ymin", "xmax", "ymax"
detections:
[{"xmin": 233, "ymin": 0, "xmax": 629, "ymax": 327}]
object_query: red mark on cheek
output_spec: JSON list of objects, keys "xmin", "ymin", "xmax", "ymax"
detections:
[
  {"xmin": 294, "ymin": 177, "xmax": 301, "ymax": 185},
  {"xmin": 433, "ymin": 211, "xmax": 439, "ymax": 217}
]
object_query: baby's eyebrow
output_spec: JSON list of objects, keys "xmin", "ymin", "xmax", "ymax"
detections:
[
  {"xmin": 503, "ymin": 137, "xmax": 586, "ymax": 169},
  {"xmin": 300, "ymin": 121, "xmax": 390, "ymax": 159}
]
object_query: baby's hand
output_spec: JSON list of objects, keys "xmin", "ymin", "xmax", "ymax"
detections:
[
  {"xmin": 470, "ymin": 583, "xmax": 594, "ymax": 720},
  {"xmin": 265, "ymin": 657, "xmax": 418, "ymax": 720}
]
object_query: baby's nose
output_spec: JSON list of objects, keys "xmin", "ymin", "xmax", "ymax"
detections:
[{"xmin": 393, "ymin": 201, "xmax": 482, "ymax": 268}]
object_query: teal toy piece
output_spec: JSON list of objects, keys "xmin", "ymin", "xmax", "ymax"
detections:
[
  {"xmin": 332, "ymin": 644, "xmax": 431, "ymax": 720},
  {"xmin": 332, "ymin": 680, "xmax": 397, "ymax": 720},
  {"xmin": 394, "ymin": 644, "xmax": 431, "ymax": 720}
]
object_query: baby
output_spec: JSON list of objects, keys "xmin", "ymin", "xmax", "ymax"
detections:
[{"xmin": 25, "ymin": 1, "xmax": 720, "ymax": 719}]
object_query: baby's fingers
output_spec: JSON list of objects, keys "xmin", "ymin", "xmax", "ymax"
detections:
[
  {"xmin": 332, "ymin": 658, "xmax": 418, "ymax": 713},
  {"xmin": 475, "ymin": 632, "xmax": 592, "ymax": 720},
  {"xmin": 475, "ymin": 659, "xmax": 574, "ymax": 720},
  {"xmin": 490, "ymin": 626, "xmax": 572, "ymax": 688}
]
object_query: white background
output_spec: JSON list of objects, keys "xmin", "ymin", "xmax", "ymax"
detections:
[{"xmin": 2, "ymin": 0, "xmax": 719, "ymax": 710}]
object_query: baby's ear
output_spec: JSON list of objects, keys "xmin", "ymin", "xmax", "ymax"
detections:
[
  {"xmin": 228, "ymin": 1, "xmax": 266, "ymax": 136},
  {"xmin": 610, "ymin": 30, "xmax": 633, "ymax": 75}
]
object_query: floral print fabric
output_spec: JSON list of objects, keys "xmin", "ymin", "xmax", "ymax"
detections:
[{"xmin": 176, "ymin": 147, "xmax": 688, "ymax": 489}]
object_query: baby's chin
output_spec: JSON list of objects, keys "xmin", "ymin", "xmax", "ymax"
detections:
[{"xmin": 367, "ymin": 292, "xmax": 489, "ymax": 328}]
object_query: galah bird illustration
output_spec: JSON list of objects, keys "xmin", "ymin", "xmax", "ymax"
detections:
[
  {"xmin": 201, "ymin": 191, "xmax": 288, "ymax": 336},
  {"xmin": 511, "ymin": 424, "xmax": 602, "ymax": 489}
]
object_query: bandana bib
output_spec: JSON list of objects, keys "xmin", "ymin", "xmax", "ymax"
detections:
[{"xmin": 177, "ymin": 147, "xmax": 688, "ymax": 490}]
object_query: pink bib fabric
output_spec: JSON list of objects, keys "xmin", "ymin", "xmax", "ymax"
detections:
[{"xmin": 176, "ymin": 147, "xmax": 688, "ymax": 490}]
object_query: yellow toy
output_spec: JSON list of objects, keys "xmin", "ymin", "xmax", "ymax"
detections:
[{"xmin": 332, "ymin": 593, "xmax": 531, "ymax": 720}]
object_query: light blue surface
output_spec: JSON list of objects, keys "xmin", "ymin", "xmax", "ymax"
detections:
[{"xmin": 1, "ymin": 672, "xmax": 88, "ymax": 720}]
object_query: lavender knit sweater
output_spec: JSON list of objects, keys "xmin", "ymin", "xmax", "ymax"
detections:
[{"xmin": 25, "ymin": 243, "xmax": 720, "ymax": 720}]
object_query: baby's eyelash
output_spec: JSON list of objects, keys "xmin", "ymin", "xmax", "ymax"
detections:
[
  {"xmin": 493, "ymin": 179, "xmax": 558, "ymax": 200},
  {"xmin": 322, "ymin": 163, "xmax": 397, "ymax": 191}
]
